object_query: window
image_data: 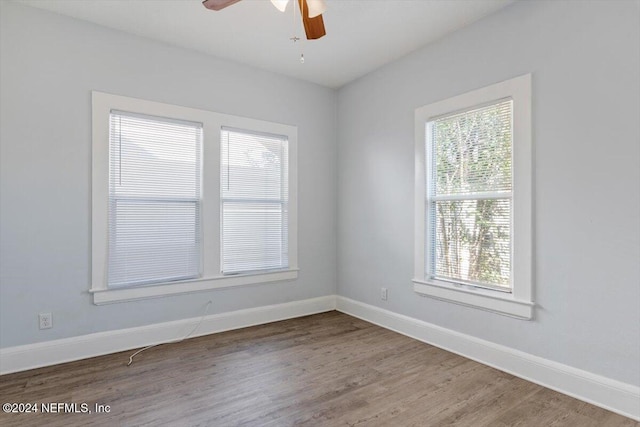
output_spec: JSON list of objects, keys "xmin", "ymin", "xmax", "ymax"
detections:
[
  {"xmin": 92, "ymin": 92, "xmax": 298, "ymax": 304},
  {"xmin": 414, "ymin": 75, "xmax": 533, "ymax": 319},
  {"xmin": 428, "ymin": 100, "xmax": 512, "ymax": 291},
  {"xmin": 108, "ymin": 111, "xmax": 202, "ymax": 288},
  {"xmin": 221, "ymin": 128, "xmax": 289, "ymax": 274}
]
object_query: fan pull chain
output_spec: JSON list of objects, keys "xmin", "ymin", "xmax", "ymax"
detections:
[
  {"xmin": 289, "ymin": 0, "xmax": 305, "ymax": 64},
  {"xmin": 299, "ymin": 0, "xmax": 306, "ymax": 64}
]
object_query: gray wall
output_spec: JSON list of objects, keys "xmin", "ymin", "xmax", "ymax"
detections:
[
  {"xmin": 337, "ymin": 0, "xmax": 640, "ymax": 387},
  {"xmin": 0, "ymin": 1, "xmax": 337, "ymax": 347}
]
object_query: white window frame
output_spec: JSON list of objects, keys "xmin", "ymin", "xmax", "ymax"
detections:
[
  {"xmin": 413, "ymin": 74, "xmax": 533, "ymax": 319},
  {"xmin": 91, "ymin": 92, "xmax": 298, "ymax": 304}
]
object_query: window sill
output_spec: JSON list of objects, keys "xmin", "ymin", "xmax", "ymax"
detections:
[
  {"xmin": 91, "ymin": 269, "xmax": 299, "ymax": 305},
  {"xmin": 413, "ymin": 279, "xmax": 534, "ymax": 319}
]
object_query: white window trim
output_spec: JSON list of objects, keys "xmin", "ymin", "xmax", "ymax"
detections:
[
  {"xmin": 91, "ymin": 92, "xmax": 298, "ymax": 304},
  {"xmin": 413, "ymin": 74, "xmax": 533, "ymax": 319}
]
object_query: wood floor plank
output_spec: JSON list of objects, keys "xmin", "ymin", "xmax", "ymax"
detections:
[{"xmin": 0, "ymin": 311, "xmax": 636, "ymax": 426}]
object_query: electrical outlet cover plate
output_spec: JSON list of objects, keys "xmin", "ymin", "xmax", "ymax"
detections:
[{"xmin": 39, "ymin": 313, "xmax": 52, "ymax": 329}]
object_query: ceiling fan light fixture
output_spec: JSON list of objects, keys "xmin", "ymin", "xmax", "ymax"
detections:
[
  {"xmin": 306, "ymin": 0, "xmax": 327, "ymax": 18},
  {"xmin": 270, "ymin": 0, "xmax": 290, "ymax": 13}
]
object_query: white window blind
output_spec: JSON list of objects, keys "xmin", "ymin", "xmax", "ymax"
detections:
[
  {"xmin": 427, "ymin": 99, "xmax": 513, "ymax": 291},
  {"xmin": 221, "ymin": 127, "xmax": 289, "ymax": 274},
  {"xmin": 108, "ymin": 111, "xmax": 202, "ymax": 288}
]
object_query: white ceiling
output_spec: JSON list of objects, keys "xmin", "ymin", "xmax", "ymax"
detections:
[{"xmin": 16, "ymin": 0, "xmax": 514, "ymax": 88}]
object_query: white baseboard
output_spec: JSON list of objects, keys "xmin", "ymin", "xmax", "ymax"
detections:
[
  {"xmin": 0, "ymin": 295, "xmax": 337, "ymax": 376},
  {"xmin": 336, "ymin": 296, "xmax": 640, "ymax": 421}
]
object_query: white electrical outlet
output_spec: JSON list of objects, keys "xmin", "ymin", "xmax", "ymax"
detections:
[
  {"xmin": 381, "ymin": 287, "xmax": 388, "ymax": 301},
  {"xmin": 39, "ymin": 312, "xmax": 52, "ymax": 329}
]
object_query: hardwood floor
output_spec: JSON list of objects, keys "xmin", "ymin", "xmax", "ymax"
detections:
[{"xmin": 0, "ymin": 311, "xmax": 637, "ymax": 426}]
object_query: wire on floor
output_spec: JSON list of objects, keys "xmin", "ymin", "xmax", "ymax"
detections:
[{"xmin": 127, "ymin": 300, "xmax": 213, "ymax": 366}]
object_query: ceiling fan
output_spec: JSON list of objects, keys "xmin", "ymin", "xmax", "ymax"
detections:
[{"xmin": 202, "ymin": 0, "xmax": 327, "ymax": 40}]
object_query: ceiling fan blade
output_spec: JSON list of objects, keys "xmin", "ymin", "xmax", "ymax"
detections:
[
  {"xmin": 298, "ymin": 0, "xmax": 326, "ymax": 40},
  {"xmin": 202, "ymin": 0, "xmax": 242, "ymax": 11}
]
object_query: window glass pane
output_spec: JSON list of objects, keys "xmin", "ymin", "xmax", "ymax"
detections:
[
  {"xmin": 222, "ymin": 202, "xmax": 288, "ymax": 272},
  {"xmin": 111, "ymin": 112, "xmax": 201, "ymax": 199},
  {"xmin": 431, "ymin": 197, "xmax": 511, "ymax": 289},
  {"xmin": 432, "ymin": 100, "xmax": 512, "ymax": 195},
  {"xmin": 109, "ymin": 200, "xmax": 200, "ymax": 287},
  {"xmin": 221, "ymin": 129, "xmax": 287, "ymax": 201}
]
